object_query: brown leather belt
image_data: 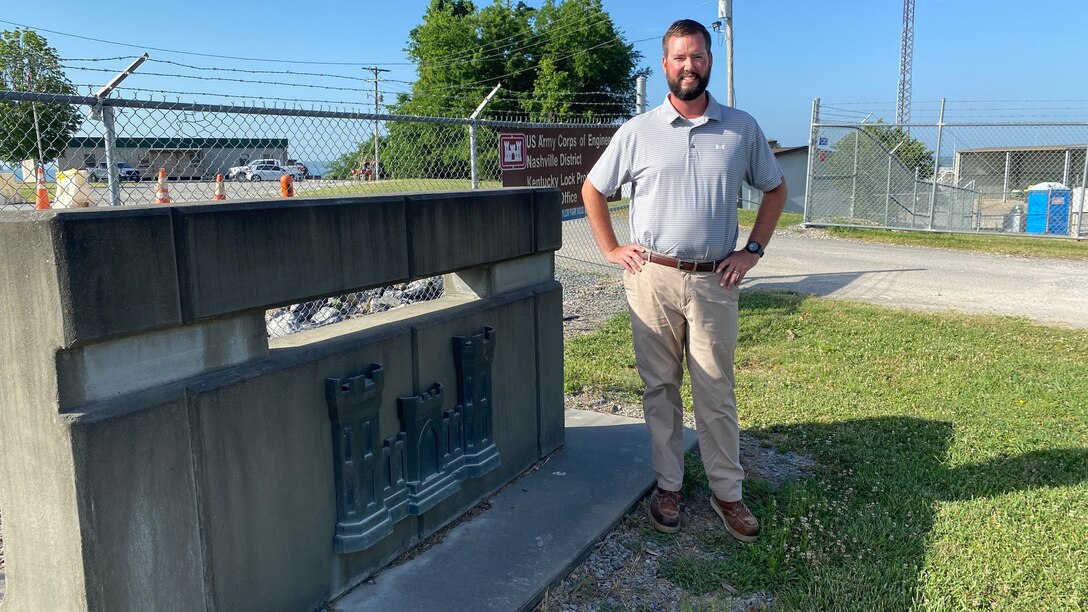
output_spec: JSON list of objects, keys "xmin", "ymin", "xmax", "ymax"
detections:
[{"xmin": 645, "ymin": 252, "xmax": 726, "ymax": 272}]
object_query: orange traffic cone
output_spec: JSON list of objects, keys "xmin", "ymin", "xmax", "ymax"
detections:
[
  {"xmin": 213, "ymin": 174, "xmax": 226, "ymax": 200},
  {"xmin": 280, "ymin": 174, "xmax": 294, "ymax": 198},
  {"xmin": 34, "ymin": 165, "xmax": 50, "ymax": 209},
  {"xmin": 154, "ymin": 167, "xmax": 171, "ymax": 204}
]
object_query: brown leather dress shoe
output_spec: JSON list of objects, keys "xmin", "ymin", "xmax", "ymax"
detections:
[
  {"xmin": 649, "ymin": 487, "xmax": 681, "ymax": 533},
  {"xmin": 711, "ymin": 496, "xmax": 760, "ymax": 543}
]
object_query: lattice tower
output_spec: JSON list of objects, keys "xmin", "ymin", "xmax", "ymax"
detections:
[{"xmin": 896, "ymin": 0, "xmax": 915, "ymax": 125}]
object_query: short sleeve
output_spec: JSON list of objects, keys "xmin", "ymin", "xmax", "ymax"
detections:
[
  {"xmin": 746, "ymin": 122, "xmax": 784, "ymax": 192},
  {"xmin": 586, "ymin": 125, "xmax": 633, "ymax": 197}
]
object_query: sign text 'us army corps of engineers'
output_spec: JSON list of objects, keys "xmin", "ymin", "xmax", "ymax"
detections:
[{"xmin": 499, "ymin": 127, "xmax": 619, "ymax": 214}]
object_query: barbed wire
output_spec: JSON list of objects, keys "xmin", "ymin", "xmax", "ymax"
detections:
[
  {"xmin": 60, "ymin": 55, "xmax": 141, "ymax": 62},
  {"xmin": 145, "ymin": 58, "xmax": 370, "ymax": 83},
  {"xmin": 61, "ymin": 64, "xmax": 375, "ymax": 94},
  {"xmin": 109, "ymin": 86, "xmax": 376, "ymax": 108}
]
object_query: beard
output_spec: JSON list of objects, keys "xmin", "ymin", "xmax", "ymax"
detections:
[{"xmin": 667, "ymin": 66, "xmax": 711, "ymax": 101}]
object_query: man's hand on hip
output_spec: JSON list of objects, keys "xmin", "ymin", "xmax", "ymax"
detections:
[
  {"xmin": 607, "ymin": 244, "xmax": 648, "ymax": 274},
  {"xmin": 716, "ymin": 250, "xmax": 760, "ymax": 289}
]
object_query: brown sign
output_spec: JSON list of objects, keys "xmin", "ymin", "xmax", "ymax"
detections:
[{"xmin": 499, "ymin": 127, "xmax": 618, "ymax": 212}]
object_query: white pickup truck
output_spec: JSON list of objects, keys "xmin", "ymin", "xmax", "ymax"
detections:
[{"xmin": 227, "ymin": 159, "xmax": 302, "ymax": 181}]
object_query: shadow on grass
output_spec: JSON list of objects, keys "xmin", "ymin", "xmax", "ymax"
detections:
[
  {"xmin": 664, "ymin": 416, "xmax": 1088, "ymax": 608},
  {"xmin": 744, "ymin": 268, "xmax": 926, "ymax": 300}
]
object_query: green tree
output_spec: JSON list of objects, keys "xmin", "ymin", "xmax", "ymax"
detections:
[
  {"xmin": 830, "ymin": 123, "xmax": 934, "ymax": 180},
  {"xmin": 0, "ymin": 28, "xmax": 82, "ymax": 165},
  {"xmin": 527, "ymin": 0, "xmax": 646, "ymax": 121},
  {"xmin": 380, "ymin": 0, "xmax": 647, "ymax": 180}
]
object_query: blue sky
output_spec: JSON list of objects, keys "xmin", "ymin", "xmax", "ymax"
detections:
[{"xmin": 5, "ymin": 0, "xmax": 1087, "ymax": 146}]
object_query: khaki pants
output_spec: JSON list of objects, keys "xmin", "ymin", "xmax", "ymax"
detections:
[{"xmin": 623, "ymin": 263, "xmax": 744, "ymax": 502}]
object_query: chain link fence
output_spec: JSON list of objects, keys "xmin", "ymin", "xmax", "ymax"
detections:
[
  {"xmin": 806, "ymin": 99, "xmax": 1088, "ymax": 238},
  {"xmin": 0, "ymin": 89, "xmax": 627, "ymax": 336}
]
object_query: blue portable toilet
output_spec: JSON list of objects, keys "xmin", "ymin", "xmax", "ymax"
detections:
[{"xmin": 1026, "ymin": 184, "xmax": 1071, "ymax": 235}]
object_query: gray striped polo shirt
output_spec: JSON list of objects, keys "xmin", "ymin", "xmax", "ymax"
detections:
[{"xmin": 587, "ymin": 92, "xmax": 783, "ymax": 261}]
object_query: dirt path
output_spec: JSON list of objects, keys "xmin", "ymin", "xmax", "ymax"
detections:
[{"xmin": 747, "ymin": 229, "xmax": 1088, "ymax": 329}]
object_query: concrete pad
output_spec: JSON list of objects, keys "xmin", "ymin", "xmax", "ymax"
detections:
[{"xmin": 330, "ymin": 409, "xmax": 697, "ymax": 611}]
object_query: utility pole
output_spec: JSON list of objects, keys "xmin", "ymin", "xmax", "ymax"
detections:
[
  {"xmin": 713, "ymin": 0, "xmax": 735, "ymax": 107},
  {"xmin": 636, "ymin": 76, "xmax": 646, "ymax": 114},
  {"xmin": 362, "ymin": 66, "xmax": 389, "ymax": 180},
  {"xmin": 20, "ymin": 37, "xmax": 45, "ymax": 168}
]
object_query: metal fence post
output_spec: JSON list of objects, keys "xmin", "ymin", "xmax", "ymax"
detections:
[
  {"xmin": 1078, "ymin": 146, "xmax": 1088, "ymax": 238},
  {"xmin": 912, "ymin": 167, "xmax": 919, "ymax": 228},
  {"xmin": 803, "ymin": 97, "xmax": 820, "ymax": 224},
  {"xmin": 850, "ymin": 129, "xmax": 859, "ymax": 217},
  {"xmin": 101, "ymin": 103, "xmax": 121, "ymax": 207},
  {"xmin": 928, "ymin": 98, "xmax": 945, "ymax": 230},
  {"xmin": 885, "ymin": 154, "xmax": 893, "ymax": 226},
  {"xmin": 469, "ymin": 84, "xmax": 502, "ymax": 190},
  {"xmin": 947, "ymin": 188, "xmax": 954, "ymax": 230},
  {"xmin": 1002, "ymin": 151, "xmax": 1011, "ymax": 203},
  {"xmin": 470, "ymin": 120, "xmax": 478, "ymax": 189}
]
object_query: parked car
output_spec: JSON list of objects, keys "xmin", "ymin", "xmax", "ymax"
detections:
[
  {"xmin": 244, "ymin": 163, "xmax": 289, "ymax": 182},
  {"xmin": 89, "ymin": 161, "xmax": 142, "ymax": 182},
  {"xmin": 229, "ymin": 159, "xmax": 300, "ymax": 181}
]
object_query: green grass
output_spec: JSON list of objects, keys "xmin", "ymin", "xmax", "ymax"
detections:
[
  {"xmin": 738, "ymin": 209, "xmax": 804, "ymax": 230},
  {"xmin": 565, "ymin": 293, "xmax": 1088, "ymax": 609},
  {"xmin": 824, "ymin": 226, "xmax": 1088, "ymax": 260}
]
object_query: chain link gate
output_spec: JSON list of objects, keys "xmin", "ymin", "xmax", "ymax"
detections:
[{"xmin": 805, "ymin": 98, "xmax": 1088, "ymax": 239}]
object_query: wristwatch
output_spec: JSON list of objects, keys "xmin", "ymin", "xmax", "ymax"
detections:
[{"xmin": 745, "ymin": 240, "xmax": 765, "ymax": 258}]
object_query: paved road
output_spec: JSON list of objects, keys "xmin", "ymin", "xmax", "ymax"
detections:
[
  {"xmin": 558, "ymin": 218, "xmax": 1088, "ymax": 329},
  {"xmin": 748, "ymin": 231, "xmax": 1088, "ymax": 329}
]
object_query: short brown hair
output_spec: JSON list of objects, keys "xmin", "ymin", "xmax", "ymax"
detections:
[{"xmin": 662, "ymin": 19, "xmax": 712, "ymax": 56}]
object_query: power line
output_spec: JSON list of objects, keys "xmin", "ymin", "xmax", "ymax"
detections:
[{"xmin": 0, "ymin": 17, "xmax": 409, "ymax": 66}]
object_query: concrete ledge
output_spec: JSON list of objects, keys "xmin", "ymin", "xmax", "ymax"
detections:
[
  {"xmin": 172, "ymin": 197, "xmax": 410, "ymax": 320},
  {"xmin": 407, "ymin": 189, "xmax": 536, "ymax": 278},
  {"xmin": 0, "ymin": 207, "xmax": 183, "ymax": 347},
  {"xmin": 534, "ymin": 189, "xmax": 562, "ymax": 253},
  {"xmin": 445, "ymin": 253, "xmax": 555, "ymax": 299},
  {"xmin": 56, "ymin": 313, "xmax": 268, "ymax": 411},
  {"xmin": 534, "ymin": 284, "xmax": 565, "ymax": 456},
  {"xmin": 1, "ymin": 189, "xmax": 561, "ymax": 347},
  {"xmin": 54, "ymin": 207, "xmax": 183, "ymax": 344},
  {"xmin": 331, "ymin": 409, "xmax": 697, "ymax": 611}
]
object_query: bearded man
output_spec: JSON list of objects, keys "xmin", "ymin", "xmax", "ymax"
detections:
[{"xmin": 580, "ymin": 18, "xmax": 787, "ymax": 542}]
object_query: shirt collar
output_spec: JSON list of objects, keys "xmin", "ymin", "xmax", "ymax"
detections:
[{"xmin": 657, "ymin": 92, "xmax": 723, "ymax": 124}]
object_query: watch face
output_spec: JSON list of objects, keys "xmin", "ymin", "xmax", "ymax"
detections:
[{"xmin": 746, "ymin": 241, "xmax": 760, "ymax": 253}]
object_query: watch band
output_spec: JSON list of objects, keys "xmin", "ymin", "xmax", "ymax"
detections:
[{"xmin": 745, "ymin": 240, "xmax": 764, "ymax": 257}]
